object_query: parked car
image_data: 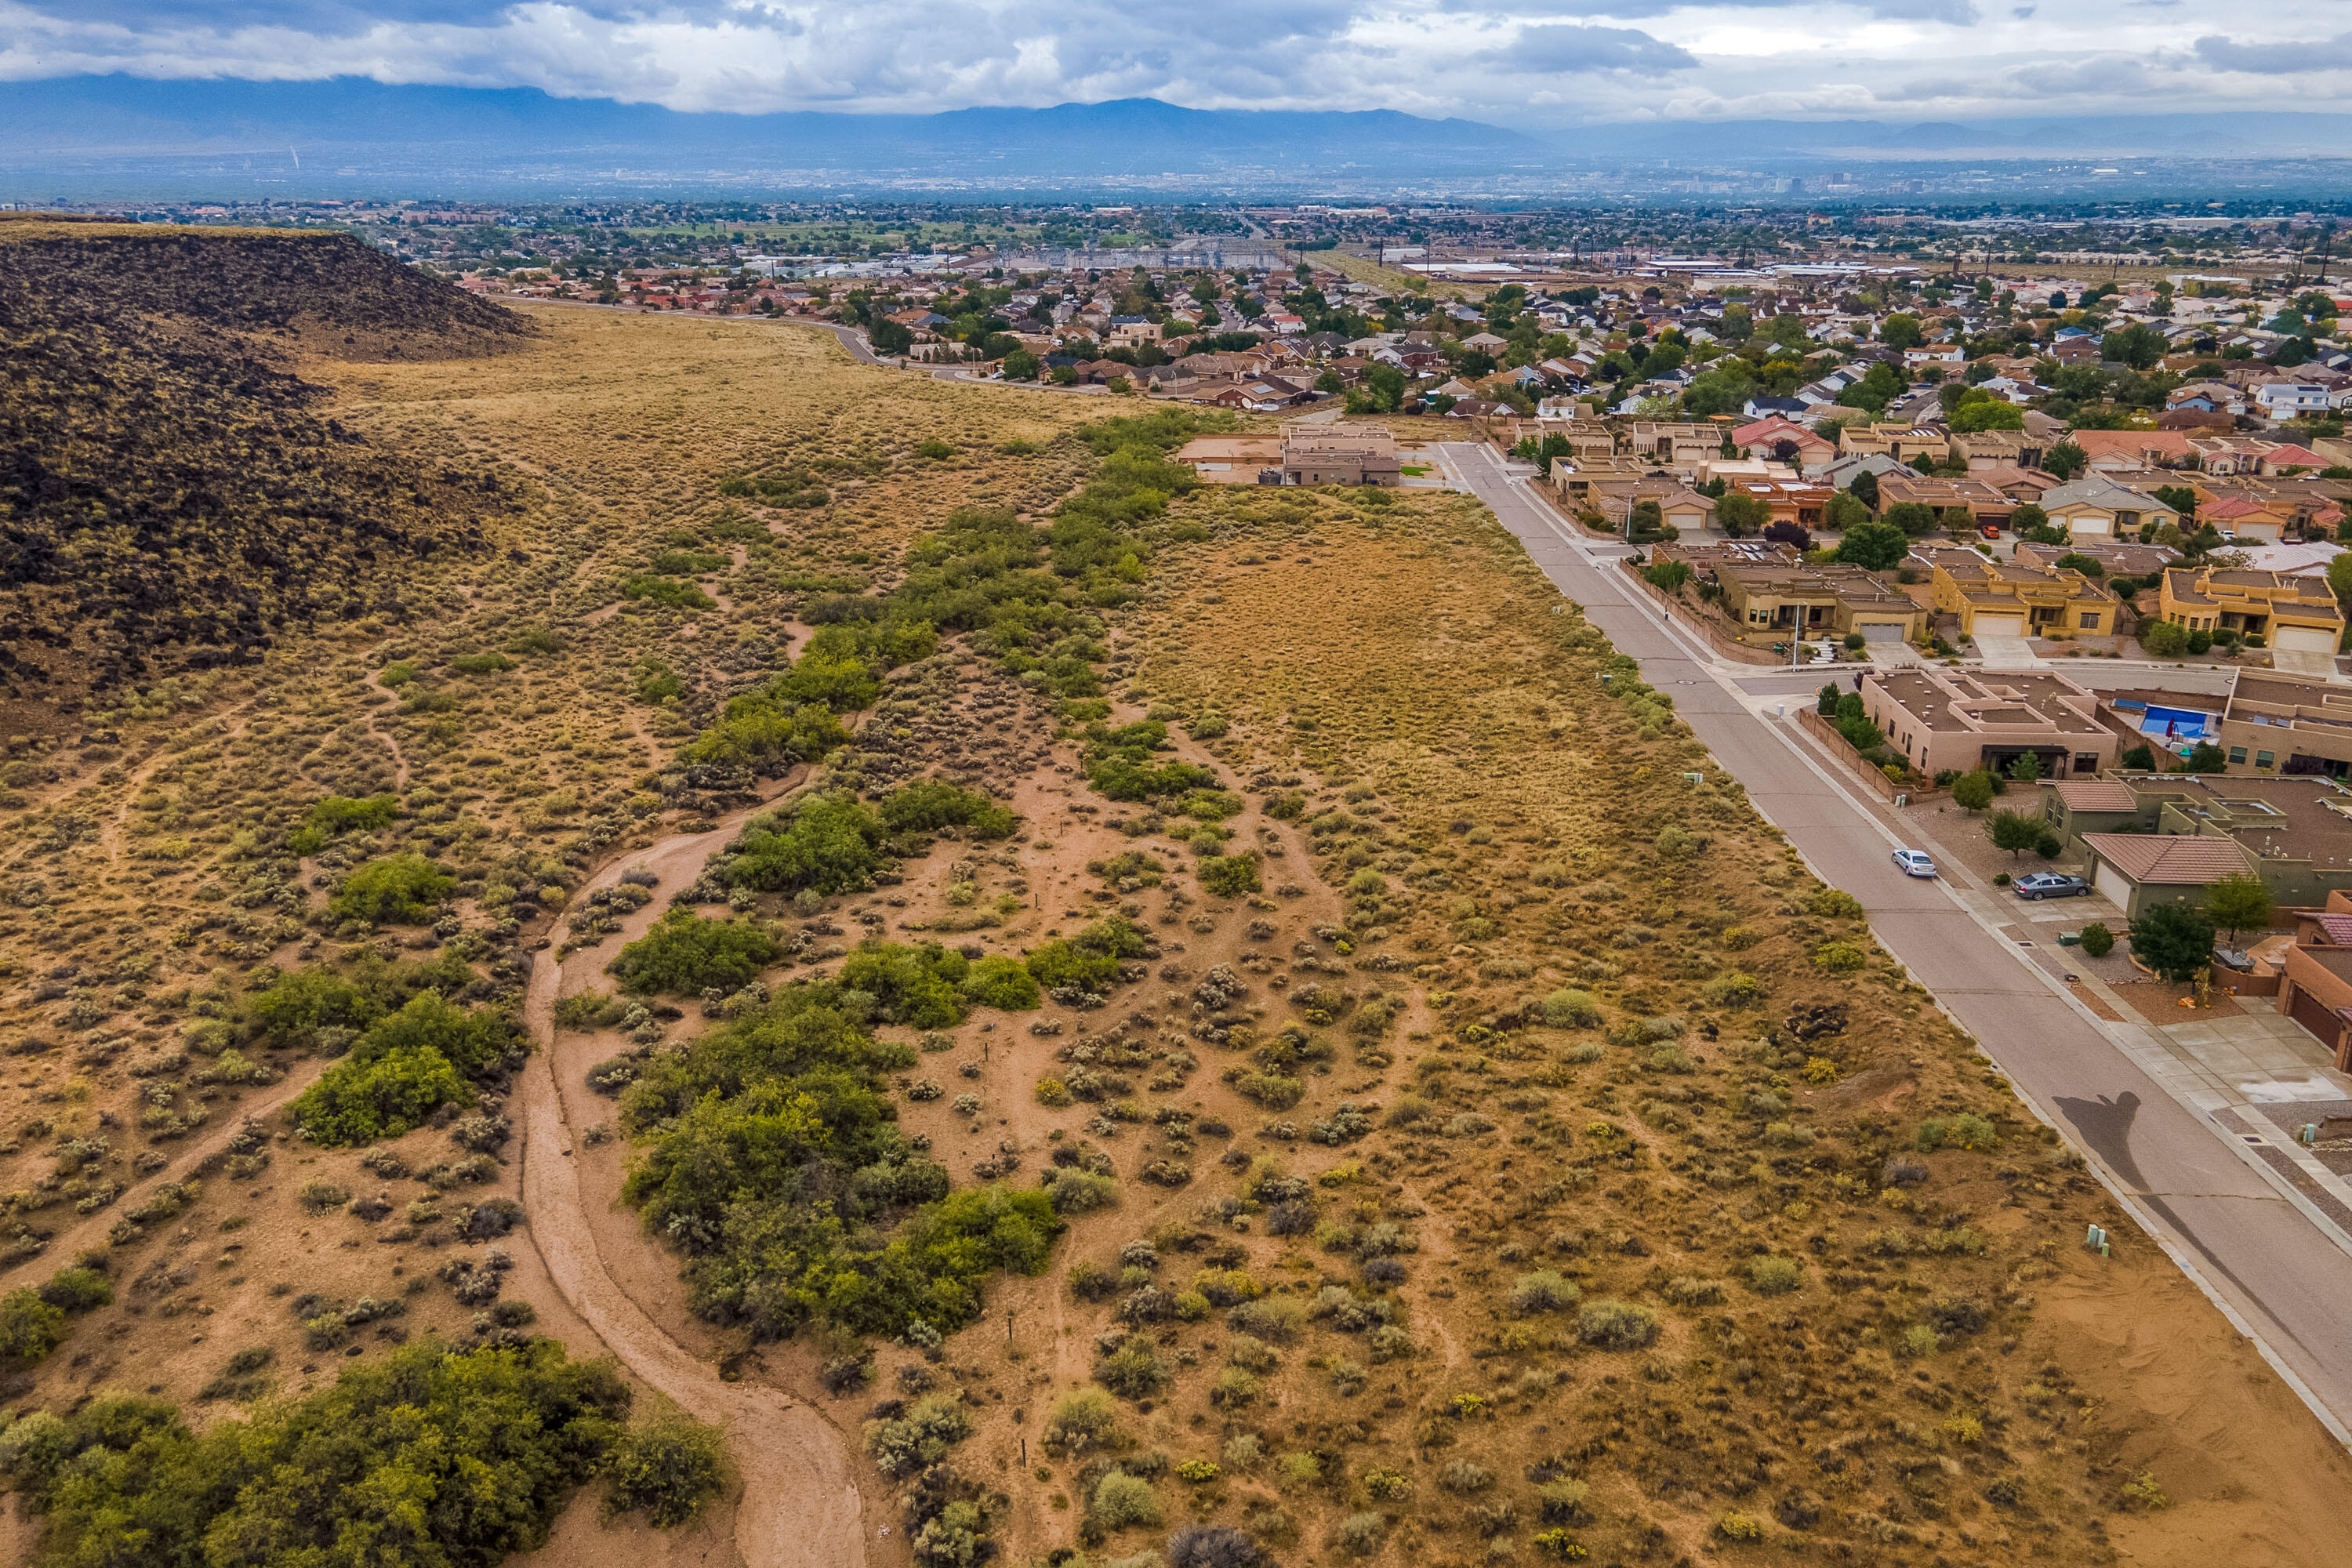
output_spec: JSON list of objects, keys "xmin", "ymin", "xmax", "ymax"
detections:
[
  {"xmin": 1891, "ymin": 848, "xmax": 1936, "ymax": 878},
  {"xmin": 1979, "ymin": 524, "xmax": 2002, "ymax": 540},
  {"xmin": 2013, "ymin": 872, "xmax": 2092, "ymax": 901}
]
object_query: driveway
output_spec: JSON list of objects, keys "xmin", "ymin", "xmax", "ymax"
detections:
[{"xmin": 1439, "ymin": 440, "xmax": 2352, "ymax": 1440}]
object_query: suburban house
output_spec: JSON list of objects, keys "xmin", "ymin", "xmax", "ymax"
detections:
[
  {"xmin": 1108, "ymin": 315, "xmax": 1163, "ymax": 346},
  {"xmin": 1946, "ymin": 430, "xmax": 2043, "ymax": 471},
  {"xmin": 1875, "ymin": 472, "xmax": 2016, "ymax": 527},
  {"xmin": 2154, "ymin": 568, "xmax": 2346, "ymax": 654},
  {"xmin": 2038, "ymin": 476, "xmax": 2182, "ymax": 541},
  {"xmin": 1838, "ymin": 423, "xmax": 1949, "ymax": 464},
  {"xmin": 2278, "ymin": 890, "xmax": 2352, "ymax": 1068},
  {"xmin": 1279, "ymin": 423, "xmax": 1401, "ymax": 486},
  {"xmin": 1714, "ymin": 561, "xmax": 1926, "ymax": 642},
  {"xmin": 1623, "ymin": 421, "xmax": 1721, "ymax": 467},
  {"xmin": 2067, "ymin": 430, "xmax": 2197, "ymax": 474},
  {"xmin": 2047, "ymin": 775, "xmax": 2352, "ymax": 916},
  {"xmin": 2217, "ymin": 671, "xmax": 2352, "ymax": 777},
  {"xmin": 1932, "ymin": 557, "xmax": 2119, "ymax": 640},
  {"xmin": 1860, "ymin": 668, "xmax": 2118, "ymax": 780},
  {"xmin": 1731, "ymin": 415, "xmax": 1836, "ymax": 469},
  {"xmin": 2012, "ymin": 539, "xmax": 2174, "ymax": 578},
  {"xmin": 2256, "ymin": 383, "xmax": 2336, "ymax": 419},
  {"xmin": 1174, "ymin": 434, "xmax": 1284, "ymax": 484}
]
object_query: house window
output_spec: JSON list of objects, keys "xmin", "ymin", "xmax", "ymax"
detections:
[
  {"xmin": 2256, "ymin": 751, "xmax": 2276, "ymax": 770},
  {"xmin": 2229, "ymin": 746, "xmax": 2248, "ymax": 764},
  {"xmin": 2080, "ymin": 614, "xmax": 2100, "ymax": 630}
]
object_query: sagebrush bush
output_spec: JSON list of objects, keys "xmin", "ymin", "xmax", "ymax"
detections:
[
  {"xmin": 601, "ymin": 1416, "xmax": 727, "ymax": 1528},
  {"xmin": 1090, "ymin": 1471, "xmax": 1163, "ymax": 1530},
  {"xmin": 1577, "ymin": 1300, "xmax": 1659, "ymax": 1350}
]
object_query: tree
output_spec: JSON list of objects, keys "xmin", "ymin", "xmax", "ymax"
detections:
[
  {"xmin": 1987, "ymin": 808, "xmax": 2045, "ymax": 858},
  {"xmin": 1951, "ymin": 770, "xmax": 1994, "ymax": 812},
  {"xmin": 1885, "ymin": 502, "xmax": 1939, "ymax": 536},
  {"xmin": 1715, "ymin": 492, "xmax": 1768, "ymax": 537},
  {"xmin": 2105, "ymin": 324, "xmax": 2167, "ymax": 371},
  {"xmin": 1825, "ymin": 491, "xmax": 1871, "ymax": 531},
  {"xmin": 2119, "ymin": 742, "xmax": 2156, "ymax": 771},
  {"xmin": 1643, "ymin": 560, "xmax": 1694, "ymax": 592},
  {"xmin": 1952, "ymin": 398, "xmax": 2025, "ymax": 432},
  {"xmin": 1832, "ymin": 518, "xmax": 1909, "ymax": 571},
  {"xmin": 1762, "ymin": 521, "xmax": 1812, "ymax": 552},
  {"xmin": 2328, "ymin": 551, "xmax": 2352, "ymax": 607},
  {"xmin": 869, "ymin": 318, "xmax": 914, "ymax": 355},
  {"xmin": 1628, "ymin": 499, "xmax": 1670, "ymax": 544},
  {"xmin": 2180, "ymin": 739, "xmax": 2227, "ymax": 771},
  {"xmin": 2141, "ymin": 619, "xmax": 2187, "ymax": 657},
  {"xmin": 1002, "ymin": 349, "xmax": 1040, "ymax": 381},
  {"xmin": 2205, "ymin": 873, "xmax": 2274, "ymax": 944},
  {"xmin": 1881, "ymin": 314, "xmax": 1924, "ymax": 350},
  {"xmin": 2007, "ymin": 749, "xmax": 2044, "ymax": 783},
  {"xmin": 330, "ymin": 855, "xmax": 456, "ymax": 925},
  {"xmin": 2043, "ymin": 440, "xmax": 2089, "ymax": 480},
  {"xmin": 1849, "ymin": 470, "xmax": 1881, "ymax": 510},
  {"xmin": 1315, "ymin": 368, "xmax": 1345, "ymax": 394},
  {"xmin": 2130, "ymin": 902, "xmax": 2217, "ymax": 982}
]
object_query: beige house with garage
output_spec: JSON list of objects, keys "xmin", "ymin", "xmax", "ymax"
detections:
[
  {"xmin": 1931, "ymin": 557, "xmax": 2118, "ymax": 640},
  {"xmin": 1860, "ymin": 667, "xmax": 2119, "ymax": 780}
]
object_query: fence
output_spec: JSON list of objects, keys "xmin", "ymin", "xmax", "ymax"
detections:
[
  {"xmin": 1617, "ymin": 560, "xmax": 1811, "ymax": 669},
  {"xmin": 1795, "ymin": 706, "xmax": 1940, "ymax": 804}
]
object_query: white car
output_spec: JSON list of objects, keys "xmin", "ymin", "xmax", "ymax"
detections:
[{"xmin": 1891, "ymin": 848, "xmax": 1936, "ymax": 879}]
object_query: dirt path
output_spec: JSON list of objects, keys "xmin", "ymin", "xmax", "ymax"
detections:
[
  {"xmin": 368, "ymin": 718, "xmax": 412, "ymax": 790},
  {"xmin": 517, "ymin": 807, "xmax": 869, "ymax": 1568}
]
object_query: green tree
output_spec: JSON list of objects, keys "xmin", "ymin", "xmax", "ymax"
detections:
[
  {"xmin": 1825, "ymin": 490, "xmax": 1871, "ymax": 531},
  {"xmin": 2043, "ymin": 440, "xmax": 2089, "ymax": 480},
  {"xmin": 1881, "ymin": 313, "xmax": 1924, "ymax": 350},
  {"xmin": 1833, "ymin": 518, "xmax": 1909, "ymax": 571},
  {"xmin": 1628, "ymin": 499, "xmax": 1670, "ymax": 544},
  {"xmin": 2008, "ymin": 750, "xmax": 2044, "ymax": 783},
  {"xmin": 1002, "ymin": 349, "xmax": 1040, "ymax": 381},
  {"xmin": 328, "ymin": 854, "xmax": 456, "ymax": 925},
  {"xmin": 2205, "ymin": 873, "xmax": 2275, "ymax": 943},
  {"xmin": 2130, "ymin": 902, "xmax": 2217, "ymax": 982},
  {"xmin": 609, "ymin": 911, "xmax": 785, "ymax": 995},
  {"xmin": 2328, "ymin": 551, "xmax": 2352, "ymax": 608},
  {"xmin": 1951, "ymin": 770, "xmax": 1994, "ymax": 812},
  {"xmin": 603, "ymin": 1416, "xmax": 729, "ymax": 1528},
  {"xmin": 1315, "ymin": 368, "xmax": 1345, "ymax": 394},
  {"xmin": 1987, "ymin": 808, "xmax": 2045, "ymax": 858},
  {"xmin": 1885, "ymin": 502, "xmax": 1938, "ymax": 536},
  {"xmin": 2141, "ymin": 619, "xmax": 2187, "ymax": 657},
  {"xmin": 1951, "ymin": 398, "xmax": 2025, "ymax": 432},
  {"xmin": 1849, "ymin": 469, "xmax": 1881, "ymax": 510},
  {"xmin": 1715, "ymin": 492, "xmax": 1768, "ymax": 537}
]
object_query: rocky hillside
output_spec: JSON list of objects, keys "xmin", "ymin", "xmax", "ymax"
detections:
[{"xmin": 0, "ymin": 223, "xmax": 532, "ymax": 724}]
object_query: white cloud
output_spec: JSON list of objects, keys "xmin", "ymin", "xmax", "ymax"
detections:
[{"xmin": 7, "ymin": 0, "xmax": 2352, "ymax": 124}]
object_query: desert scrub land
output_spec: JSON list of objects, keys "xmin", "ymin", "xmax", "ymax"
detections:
[{"xmin": 2, "ymin": 248, "xmax": 2348, "ymax": 1568}]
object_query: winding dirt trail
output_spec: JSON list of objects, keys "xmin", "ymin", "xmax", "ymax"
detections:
[{"xmin": 517, "ymin": 805, "xmax": 868, "ymax": 1568}]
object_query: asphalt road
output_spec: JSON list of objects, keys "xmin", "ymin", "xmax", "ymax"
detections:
[{"xmin": 1440, "ymin": 441, "xmax": 2352, "ymax": 1439}]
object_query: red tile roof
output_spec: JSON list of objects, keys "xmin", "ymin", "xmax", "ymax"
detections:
[{"xmin": 2082, "ymin": 832, "xmax": 2252, "ymax": 885}]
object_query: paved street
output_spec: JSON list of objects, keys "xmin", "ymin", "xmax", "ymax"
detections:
[{"xmin": 1439, "ymin": 440, "xmax": 2352, "ymax": 1441}]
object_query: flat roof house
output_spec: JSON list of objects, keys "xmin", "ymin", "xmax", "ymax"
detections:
[
  {"xmin": 1931, "ymin": 557, "xmax": 2118, "ymax": 641},
  {"xmin": 2219, "ymin": 671, "xmax": 2352, "ymax": 778},
  {"xmin": 1716, "ymin": 562, "xmax": 1927, "ymax": 641},
  {"xmin": 1280, "ymin": 423, "xmax": 1401, "ymax": 486},
  {"xmin": 1837, "ymin": 423, "xmax": 1947, "ymax": 464},
  {"xmin": 2156, "ymin": 568, "xmax": 2345, "ymax": 655},
  {"xmin": 1861, "ymin": 667, "xmax": 2118, "ymax": 780}
]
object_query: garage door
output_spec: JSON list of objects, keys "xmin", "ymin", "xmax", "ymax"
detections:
[
  {"xmin": 1973, "ymin": 612, "xmax": 2027, "ymax": 638},
  {"xmin": 2093, "ymin": 860, "xmax": 2132, "ymax": 909},
  {"xmin": 2288, "ymin": 985, "xmax": 2346, "ymax": 1052},
  {"xmin": 1860, "ymin": 622, "xmax": 1905, "ymax": 642},
  {"xmin": 2276, "ymin": 625, "xmax": 2336, "ymax": 654}
]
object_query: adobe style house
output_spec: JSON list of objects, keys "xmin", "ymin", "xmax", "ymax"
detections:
[
  {"xmin": 1931, "ymin": 557, "xmax": 2118, "ymax": 640},
  {"xmin": 2279, "ymin": 891, "xmax": 2352, "ymax": 1068},
  {"xmin": 1837, "ymin": 423, "xmax": 1946, "ymax": 464},
  {"xmin": 2217, "ymin": 671, "xmax": 2352, "ymax": 777},
  {"xmin": 1280, "ymin": 423, "xmax": 1400, "ymax": 486},
  {"xmin": 2155, "ymin": 568, "xmax": 2346, "ymax": 655},
  {"xmin": 1713, "ymin": 561, "xmax": 1925, "ymax": 642},
  {"xmin": 1861, "ymin": 668, "xmax": 2118, "ymax": 780}
]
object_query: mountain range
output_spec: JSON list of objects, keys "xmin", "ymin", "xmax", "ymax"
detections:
[{"xmin": 5, "ymin": 77, "xmax": 2352, "ymax": 198}]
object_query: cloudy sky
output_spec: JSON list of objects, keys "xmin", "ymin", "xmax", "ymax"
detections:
[{"xmin": 4, "ymin": 0, "xmax": 2349, "ymax": 125}]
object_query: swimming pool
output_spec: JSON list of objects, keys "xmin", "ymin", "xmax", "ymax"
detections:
[{"xmin": 2137, "ymin": 704, "xmax": 2216, "ymax": 739}]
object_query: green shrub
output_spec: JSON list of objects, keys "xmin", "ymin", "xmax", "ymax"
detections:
[
  {"xmin": 1541, "ymin": 989, "xmax": 1602, "ymax": 1029},
  {"xmin": 864, "ymin": 1395, "xmax": 974, "ymax": 1478},
  {"xmin": 880, "ymin": 779, "xmax": 1020, "ymax": 840},
  {"xmin": 609, "ymin": 911, "xmax": 783, "ymax": 995},
  {"xmin": 621, "ymin": 574, "xmax": 717, "ymax": 609},
  {"xmin": 286, "ymin": 991, "xmax": 517, "ymax": 1145},
  {"xmin": 1095, "ymin": 1334, "xmax": 1171, "ymax": 1399},
  {"xmin": 0, "ymin": 1289, "xmax": 68, "ymax": 1365},
  {"xmin": 38, "ymin": 1267, "xmax": 113, "ymax": 1314},
  {"xmin": 722, "ymin": 794, "xmax": 886, "ymax": 894},
  {"xmin": 1508, "ymin": 1269, "xmax": 1577, "ymax": 1315},
  {"xmin": 1090, "ymin": 1472, "xmax": 1163, "ymax": 1530},
  {"xmin": 328, "ymin": 854, "xmax": 455, "ymax": 924},
  {"xmin": 839, "ymin": 942, "xmax": 970, "ymax": 1029},
  {"xmin": 1748, "ymin": 1257, "xmax": 1804, "ymax": 1295},
  {"xmin": 1716, "ymin": 1512, "xmax": 1767, "ymax": 1541},
  {"xmin": 1197, "ymin": 853, "xmax": 1262, "ymax": 899},
  {"xmin": 1045, "ymin": 1388, "xmax": 1123, "ymax": 1454},
  {"xmin": 1025, "ymin": 916, "xmax": 1145, "ymax": 996},
  {"xmin": 0, "ymin": 1337, "xmax": 632, "ymax": 1564},
  {"xmin": 2079, "ymin": 922, "xmax": 2115, "ymax": 958},
  {"xmin": 602, "ymin": 1416, "xmax": 728, "ymax": 1528},
  {"xmin": 1044, "ymin": 1169, "xmax": 1119, "ymax": 1214},
  {"xmin": 1807, "ymin": 887, "xmax": 1865, "ymax": 920},
  {"xmin": 1917, "ymin": 1112, "xmax": 2001, "ymax": 1152},
  {"xmin": 1576, "ymin": 1300, "xmax": 1659, "ymax": 1350},
  {"xmin": 960, "ymin": 955, "xmax": 1041, "ymax": 1011}
]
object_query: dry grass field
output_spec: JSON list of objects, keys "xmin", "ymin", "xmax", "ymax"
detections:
[{"xmin": 2, "ymin": 276, "xmax": 2348, "ymax": 1568}]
